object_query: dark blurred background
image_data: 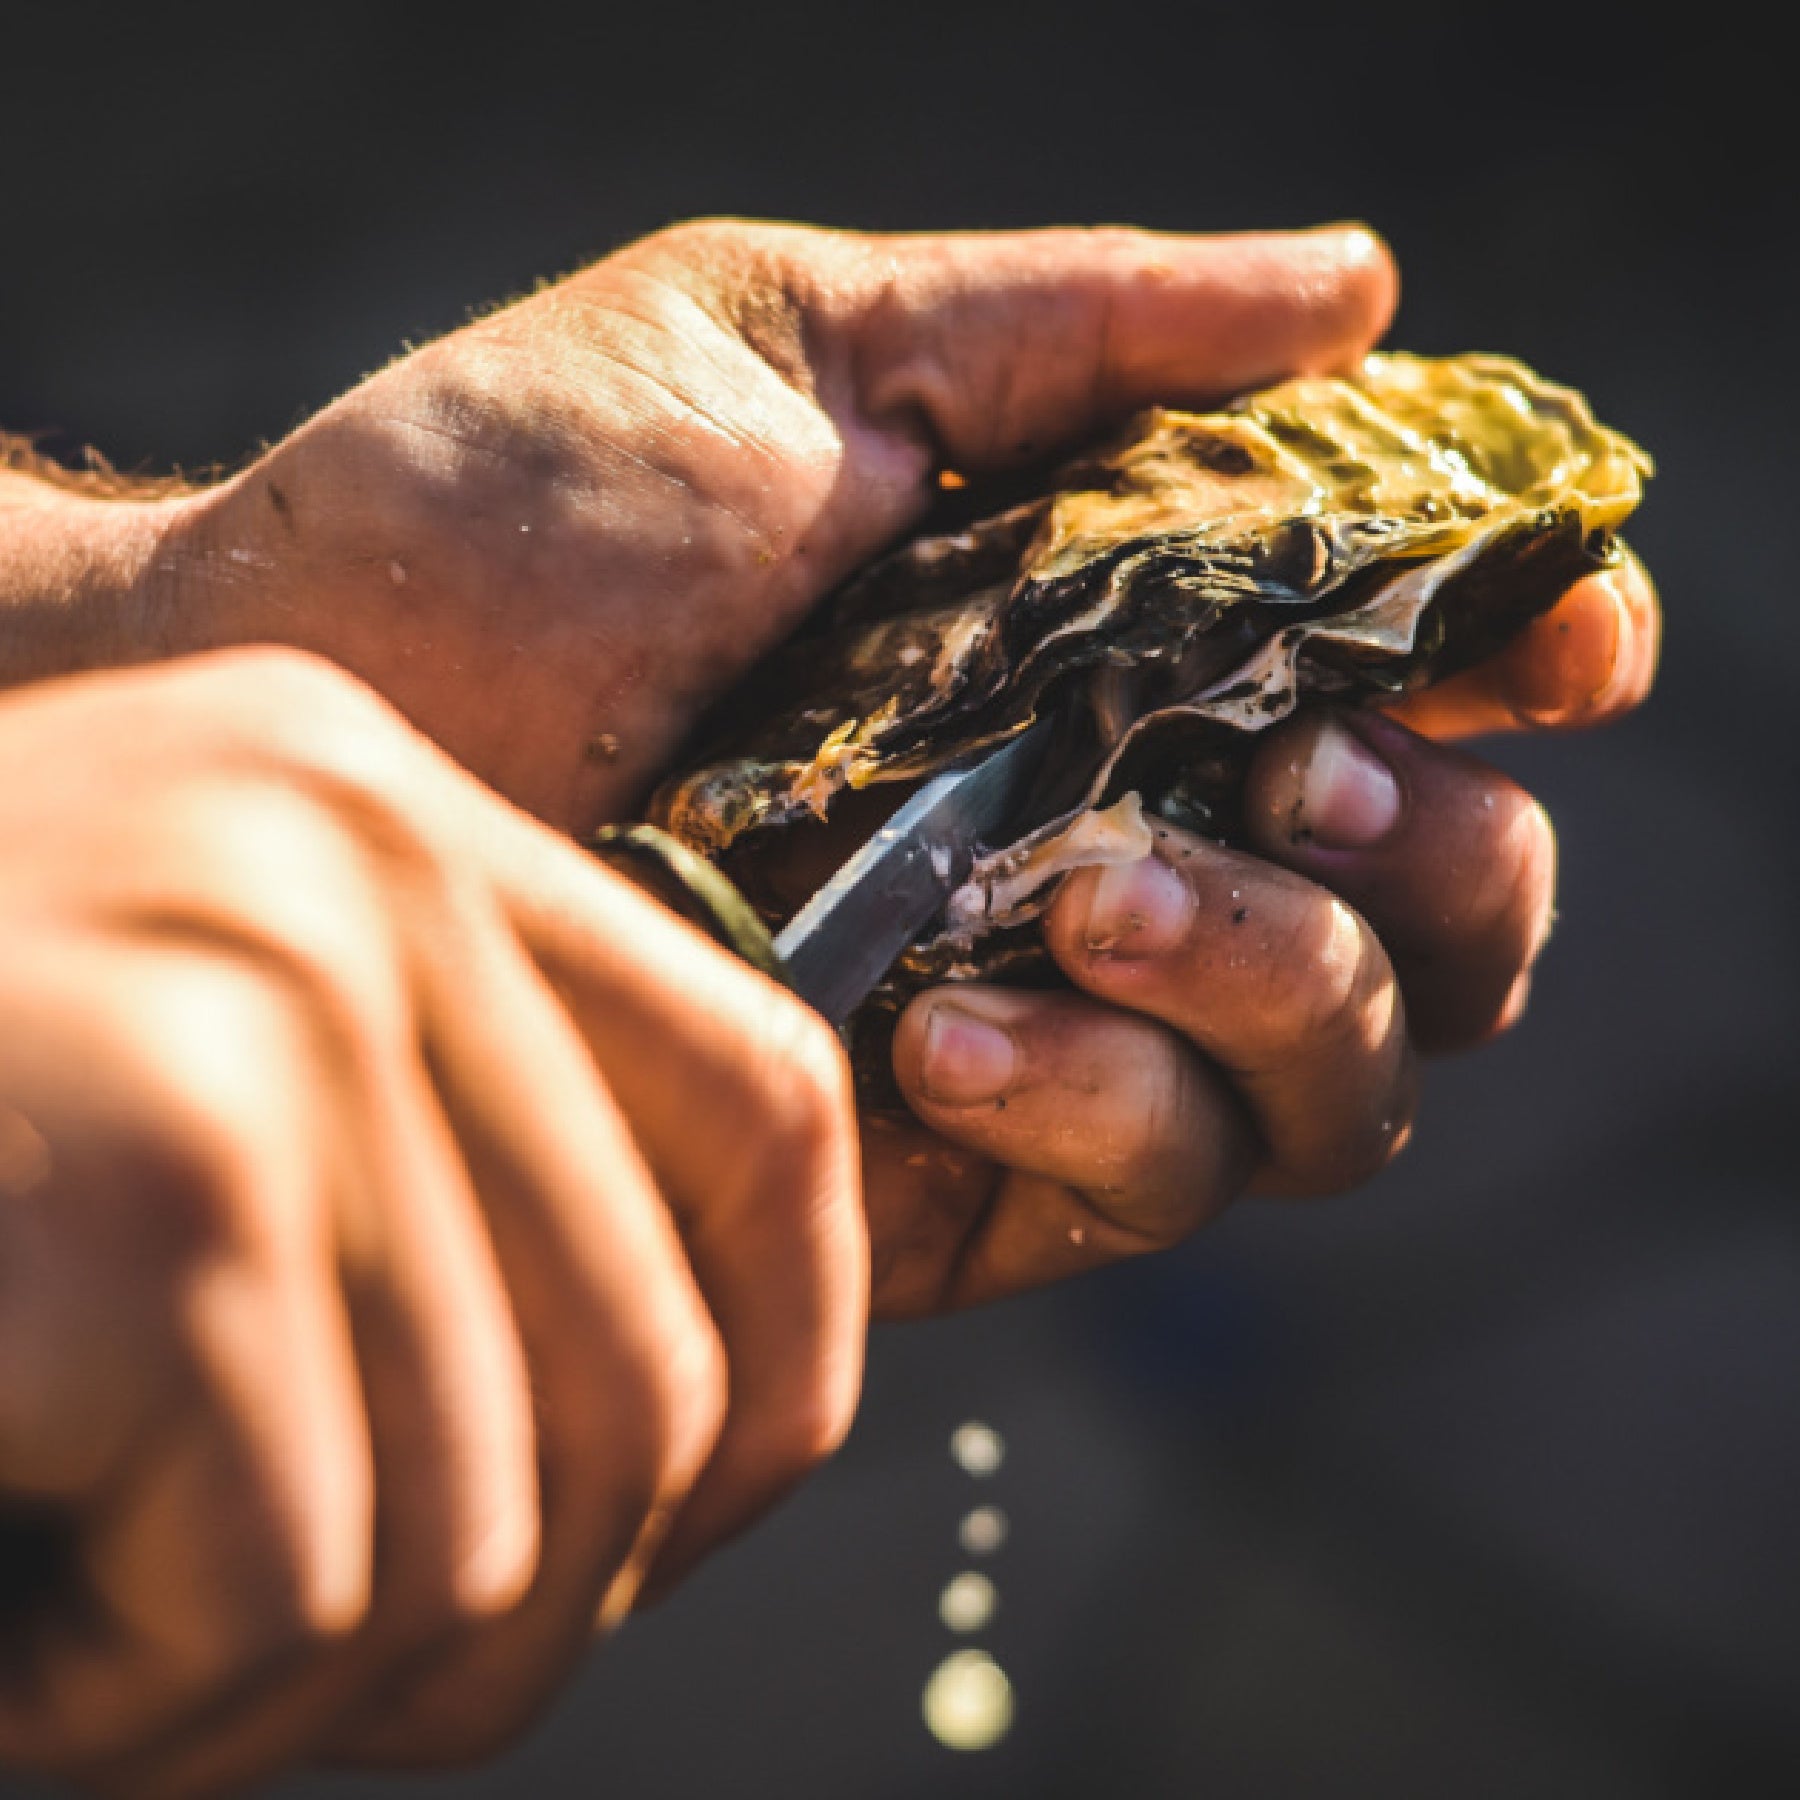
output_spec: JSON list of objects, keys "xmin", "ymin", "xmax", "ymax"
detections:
[{"xmin": 3, "ymin": 4, "xmax": 1794, "ymax": 1796}]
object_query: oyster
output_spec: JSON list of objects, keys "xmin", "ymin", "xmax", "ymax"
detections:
[{"xmin": 640, "ymin": 352, "xmax": 1651, "ymax": 1075}]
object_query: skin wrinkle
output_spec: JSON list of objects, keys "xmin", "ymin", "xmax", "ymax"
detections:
[
  {"xmin": 393, "ymin": 348, "xmax": 607, "ymax": 501},
  {"xmin": 405, "ymin": 314, "xmax": 785, "ymax": 546},
  {"xmin": 535, "ymin": 275, "xmax": 934, "ymax": 637},
  {"xmin": 844, "ymin": 259, "xmax": 957, "ymax": 468},
  {"xmin": 1120, "ymin": 1032, "xmax": 1205, "ymax": 1225},
  {"xmin": 447, "ymin": 349, "xmax": 806, "ymax": 594},
  {"xmin": 558, "ymin": 282, "xmax": 804, "ymax": 462},
  {"xmin": 586, "ymin": 266, "xmax": 823, "ymax": 421},
  {"xmin": 935, "ymin": 1162, "xmax": 1009, "ymax": 1314},
  {"xmin": 967, "ymin": 291, "xmax": 1029, "ymax": 467},
  {"xmin": 354, "ymin": 397, "xmax": 787, "ymax": 723},
  {"xmin": 607, "ymin": 229, "xmax": 815, "ymax": 381}
]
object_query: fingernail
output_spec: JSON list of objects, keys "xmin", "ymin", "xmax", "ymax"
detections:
[
  {"xmin": 1082, "ymin": 853, "xmax": 1194, "ymax": 956},
  {"xmin": 1296, "ymin": 719, "xmax": 1401, "ymax": 849},
  {"xmin": 920, "ymin": 1002, "xmax": 1017, "ymax": 1105},
  {"xmin": 1586, "ymin": 566, "xmax": 1637, "ymax": 711}
]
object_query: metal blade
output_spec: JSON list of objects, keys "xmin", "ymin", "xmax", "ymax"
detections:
[{"xmin": 773, "ymin": 721, "xmax": 1051, "ymax": 1026}]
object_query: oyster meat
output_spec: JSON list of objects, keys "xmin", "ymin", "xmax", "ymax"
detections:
[{"xmin": 642, "ymin": 351, "xmax": 1651, "ymax": 1075}]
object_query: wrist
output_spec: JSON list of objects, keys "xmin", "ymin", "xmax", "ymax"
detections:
[{"xmin": 0, "ymin": 471, "xmax": 199, "ymax": 686}]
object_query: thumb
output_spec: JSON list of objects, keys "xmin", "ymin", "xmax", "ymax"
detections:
[
  {"xmin": 628, "ymin": 218, "xmax": 1395, "ymax": 472},
  {"xmin": 842, "ymin": 221, "xmax": 1398, "ymax": 469}
]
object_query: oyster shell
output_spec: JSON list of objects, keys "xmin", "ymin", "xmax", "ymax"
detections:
[{"xmin": 645, "ymin": 351, "xmax": 1651, "ymax": 1072}]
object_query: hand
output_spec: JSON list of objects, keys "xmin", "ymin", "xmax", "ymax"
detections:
[
  {"xmin": 131, "ymin": 216, "xmax": 1419, "ymax": 1317},
  {"xmin": 2, "ymin": 215, "xmax": 1661, "ymax": 1311},
  {"xmin": 0, "ymin": 648, "xmax": 864, "ymax": 1794},
  {"xmin": 872, "ymin": 551, "xmax": 1660, "ymax": 1312}
]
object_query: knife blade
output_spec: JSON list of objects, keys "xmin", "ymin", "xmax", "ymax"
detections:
[{"xmin": 773, "ymin": 719, "xmax": 1052, "ymax": 1026}]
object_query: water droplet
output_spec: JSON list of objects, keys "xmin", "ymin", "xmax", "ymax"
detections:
[
  {"xmin": 949, "ymin": 1421, "xmax": 1004, "ymax": 1477},
  {"xmin": 938, "ymin": 1570, "xmax": 997, "ymax": 1633},
  {"xmin": 958, "ymin": 1504, "xmax": 1008, "ymax": 1556},
  {"xmin": 922, "ymin": 1649, "xmax": 1013, "ymax": 1751}
]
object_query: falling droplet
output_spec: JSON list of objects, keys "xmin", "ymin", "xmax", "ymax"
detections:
[
  {"xmin": 938, "ymin": 1571, "xmax": 997, "ymax": 1633},
  {"xmin": 958, "ymin": 1505, "xmax": 1009, "ymax": 1556},
  {"xmin": 949, "ymin": 1421, "xmax": 1004, "ymax": 1478},
  {"xmin": 922, "ymin": 1649, "xmax": 1013, "ymax": 1751}
]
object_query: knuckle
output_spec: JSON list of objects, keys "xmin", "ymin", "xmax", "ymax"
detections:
[
  {"xmin": 625, "ymin": 218, "xmax": 768, "ymax": 301},
  {"xmin": 1254, "ymin": 897, "xmax": 1382, "ymax": 1059},
  {"xmin": 117, "ymin": 955, "xmax": 378, "ymax": 1268},
  {"xmin": 410, "ymin": 1570, "xmax": 513, "ymax": 1645},
  {"xmin": 529, "ymin": 1270, "xmax": 727, "ymax": 1534},
  {"xmin": 1464, "ymin": 795, "xmax": 1558, "ymax": 956},
  {"xmin": 1273, "ymin": 1049, "xmax": 1420, "ymax": 1199},
  {"xmin": 123, "ymin": 1004, "xmax": 294, "ymax": 1262},
  {"xmin": 1509, "ymin": 800, "xmax": 1560, "ymax": 952},
  {"xmin": 622, "ymin": 220, "xmax": 833, "ymax": 397},
  {"xmin": 1349, "ymin": 1064, "xmax": 1421, "ymax": 1188},
  {"xmin": 1120, "ymin": 1052, "xmax": 1200, "ymax": 1204},
  {"xmin": 182, "ymin": 646, "xmax": 439, "ymax": 871},
  {"xmin": 277, "ymin": 729, "xmax": 434, "ymax": 866},
  {"xmin": 756, "ymin": 1386, "xmax": 855, "ymax": 1487},
  {"xmin": 200, "ymin": 644, "xmax": 402, "ymax": 757},
  {"xmin": 265, "ymin": 1570, "xmax": 368, "ymax": 1666},
  {"xmin": 747, "ymin": 995, "xmax": 857, "ymax": 1171},
  {"xmin": 1354, "ymin": 1059, "xmax": 1421, "ymax": 1185},
  {"xmin": 227, "ymin": 641, "xmax": 377, "ymax": 709},
  {"xmin": 1493, "ymin": 970, "xmax": 1535, "ymax": 1036},
  {"xmin": 224, "ymin": 1511, "xmax": 371, "ymax": 1674},
  {"xmin": 650, "ymin": 1310, "xmax": 730, "ymax": 1505},
  {"xmin": 1114, "ymin": 1047, "xmax": 1241, "ymax": 1239},
  {"xmin": 643, "ymin": 215, "xmax": 739, "ymax": 259},
  {"xmin": 595, "ymin": 1305, "xmax": 728, "ymax": 1517},
  {"xmin": 642, "ymin": 215, "xmax": 823, "ymax": 272}
]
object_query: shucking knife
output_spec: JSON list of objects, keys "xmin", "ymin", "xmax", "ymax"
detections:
[
  {"xmin": 591, "ymin": 719, "xmax": 1053, "ymax": 1028},
  {"xmin": 772, "ymin": 718, "xmax": 1052, "ymax": 1025}
]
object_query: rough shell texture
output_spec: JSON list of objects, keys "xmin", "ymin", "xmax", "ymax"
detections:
[{"xmin": 647, "ymin": 351, "xmax": 1651, "ymax": 1067}]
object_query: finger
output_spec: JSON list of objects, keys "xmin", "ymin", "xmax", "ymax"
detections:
[
  {"xmin": 1383, "ymin": 550, "xmax": 1660, "ymax": 741},
  {"xmin": 324, "ymin": 916, "xmax": 729, "ymax": 1769},
  {"xmin": 887, "ymin": 986, "xmax": 1255, "ymax": 1308},
  {"xmin": 1, "ymin": 1363, "xmax": 368, "ymax": 1788},
  {"xmin": 832, "ymin": 222, "xmax": 1397, "ymax": 469},
  {"xmin": 0, "ymin": 1258, "xmax": 370, "ymax": 1784},
  {"xmin": 110, "ymin": 964, "xmax": 543, "ymax": 1799},
  {"xmin": 619, "ymin": 219, "xmax": 1395, "ymax": 551},
  {"xmin": 1039, "ymin": 824, "xmax": 1418, "ymax": 1198},
  {"xmin": 857, "ymin": 1115, "xmax": 1002, "ymax": 1320},
  {"xmin": 481, "ymin": 812, "xmax": 866, "ymax": 1601},
  {"xmin": 0, "ymin": 955, "xmax": 374, "ymax": 1779},
  {"xmin": 1242, "ymin": 709, "xmax": 1559, "ymax": 1053}
]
